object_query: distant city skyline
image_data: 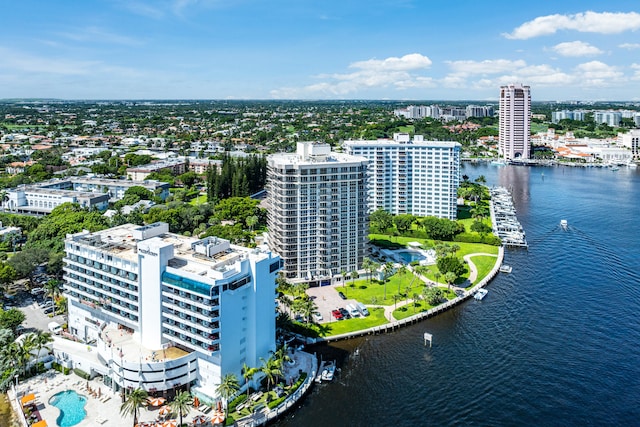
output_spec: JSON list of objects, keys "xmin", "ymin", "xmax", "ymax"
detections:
[{"xmin": 1, "ymin": 1, "xmax": 640, "ymax": 100}]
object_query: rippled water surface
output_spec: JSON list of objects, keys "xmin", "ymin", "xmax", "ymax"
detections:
[{"xmin": 277, "ymin": 163, "xmax": 640, "ymax": 427}]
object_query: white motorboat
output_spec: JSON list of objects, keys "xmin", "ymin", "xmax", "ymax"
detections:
[
  {"xmin": 474, "ymin": 289, "xmax": 488, "ymax": 300},
  {"xmin": 321, "ymin": 361, "xmax": 336, "ymax": 381},
  {"xmin": 499, "ymin": 265, "xmax": 512, "ymax": 273},
  {"xmin": 560, "ymin": 219, "xmax": 568, "ymax": 230}
]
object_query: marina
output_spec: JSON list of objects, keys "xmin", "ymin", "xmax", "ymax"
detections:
[{"xmin": 490, "ymin": 187, "xmax": 528, "ymax": 247}]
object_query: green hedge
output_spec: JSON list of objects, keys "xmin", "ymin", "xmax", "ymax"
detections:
[
  {"xmin": 453, "ymin": 232, "xmax": 501, "ymax": 246},
  {"xmin": 73, "ymin": 368, "xmax": 91, "ymax": 380},
  {"xmin": 267, "ymin": 372, "xmax": 308, "ymax": 409},
  {"xmin": 228, "ymin": 393, "xmax": 248, "ymax": 413},
  {"xmin": 52, "ymin": 362, "xmax": 70, "ymax": 375}
]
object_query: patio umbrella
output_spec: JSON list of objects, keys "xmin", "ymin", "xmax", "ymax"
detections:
[
  {"xmin": 20, "ymin": 393, "xmax": 36, "ymax": 406},
  {"xmin": 148, "ymin": 397, "xmax": 166, "ymax": 406},
  {"xmin": 191, "ymin": 415, "xmax": 209, "ymax": 425},
  {"xmin": 162, "ymin": 419, "xmax": 177, "ymax": 427},
  {"xmin": 31, "ymin": 421, "xmax": 47, "ymax": 427},
  {"xmin": 193, "ymin": 396, "xmax": 200, "ymax": 408},
  {"xmin": 158, "ymin": 405, "xmax": 172, "ymax": 417},
  {"xmin": 210, "ymin": 410, "xmax": 225, "ymax": 425}
]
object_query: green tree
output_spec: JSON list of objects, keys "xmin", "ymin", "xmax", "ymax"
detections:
[
  {"xmin": 0, "ymin": 308, "xmax": 25, "ymax": 334},
  {"xmin": 370, "ymin": 209, "xmax": 393, "ymax": 233},
  {"xmin": 241, "ymin": 363, "xmax": 258, "ymax": 401},
  {"xmin": 169, "ymin": 390, "xmax": 193, "ymax": 427},
  {"xmin": 259, "ymin": 356, "xmax": 282, "ymax": 391},
  {"xmin": 120, "ymin": 388, "xmax": 148, "ymax": 427},
  {"xmin": 444, "ymin": 272, "xmax": 457, "ymax": 291},
  {"xmin": 436, "ymin": 255, "xmax": 466, "ymax": 278},
  {"xmin": 216, "ymin": 373, "xmax": 240, "ymax": 418},
  {"xmin": 393, "ymin": 214, "xmax": 415, "ymax": 235}
]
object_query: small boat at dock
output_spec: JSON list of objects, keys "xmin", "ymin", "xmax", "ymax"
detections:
[
  {"xmin": 321, "ymin": 361, "xmax": 336, "ymax": 381},
  {"xmin": 499, "ymin": 265, "xmax": 512, "ymax": 273},
  {"xmin": 474, "ymin": 289, "xmax": 488, "ymax": 300}
]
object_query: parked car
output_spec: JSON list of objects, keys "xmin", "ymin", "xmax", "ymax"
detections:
[
  {"xmin": 331, "ymin": 309, "xmax": 343, "ymax": 320},
  {"xmin": 338, "ymin": 307, "xmax": 351, "ymax": 319},
  {"xmin": 40, "ymin": 300, "xmax": 54, "ymax": 308},
  {"xmin": 30, "ymin": 288, "xmax": 45, "ymax": 296},
  {"xmin": 338, "ymin": 291, "xmax": 347, "ymax": 300},
  {"xmin": 43, "ymin": 306, "xmax": 56, "ymax": 315},
  {"xmin": 312, "ymin": 312, "xmax": 323, "ymax": 321}
]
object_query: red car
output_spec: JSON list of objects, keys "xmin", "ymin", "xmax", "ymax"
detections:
[{"xmin": 332, "ymin": 309, "xmax": 344, "ymax": 320}]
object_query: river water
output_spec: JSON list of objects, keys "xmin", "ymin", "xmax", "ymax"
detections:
[{"xmin": 277, "ymin": 163, "xmax": 640, "ymax": 426}]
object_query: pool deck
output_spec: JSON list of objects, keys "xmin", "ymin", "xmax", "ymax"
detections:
[{"xmin": 10, "ymin": 370, "xmax": 215, "ymax": 427}]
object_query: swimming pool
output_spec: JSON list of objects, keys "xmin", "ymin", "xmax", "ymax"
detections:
[
  {"xmin": 395, "ymin": 250, "xmax": 426, "ymax": 263},
  {"xmin": 49, "ymin": 390, "xmax": 87, "ymax": 427}
]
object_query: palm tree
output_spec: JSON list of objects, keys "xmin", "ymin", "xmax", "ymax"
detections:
[
  {"xmin": 340, "ymin": 269, "xmax": 348, "ymax": 289},
  {"xmin": 216, "ymin": 374, "xmax": 239, "ymax": 418},
  {"xmin": 246, "ymin": 215, "xmax": 258, "ymax": 232},
  {"xmin": 169, "ymin": 390, "xmax": 192, "ymax": 427},
  {"xmin": 383, "ymin": 262, "xmax": 394, "ymax": 300},
  {"xmin": 33, "ymin": 330, "xmax": 53, "ymax": 360},
  {"xmin": 44, "ymin": 279, "xmax": 62, "ymax": 313},
  {"xmin": 120, "ymin": 388, "xmax": 148, "ymax": 427},
  {"xmin": 259, "ymin": 356, "xmax": 282, "ymax": 391},
  {"xmin": 412, "ymin": 292, "xmax": 421, "ymax": 313},
  {"xmin": 361, "ymin": 257, "xmax": 373, "ymax": 283},
  {"xmin": 444, "ymin": 272, "xmax": 457, "ymax": 291},
  {"xmin": 392, "ymin": 294, "xmax": 402, "ymax": 310},
  {"xmin": 241, "ymin": 363, "xmax": 257, "ymax": 401},
  {"xmin": 350, "ymin": 270, "xmax": 359, "ymax": 284}
]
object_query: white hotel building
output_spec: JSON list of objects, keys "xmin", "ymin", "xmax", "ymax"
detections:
[
  {"xmin": 59, "ymin": 222, "xmax": 281, "ymax": 400},
  {"xmin": 266, "ymin": 142, "xmax": 369, "ymax": 285},
  {"xmin": 343, "ymin": 133, "xmax": 461, "ymax": 220}
]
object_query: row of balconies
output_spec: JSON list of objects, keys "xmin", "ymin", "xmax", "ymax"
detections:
[
  {"xmin": 163, "ymin": 297, "xmax": 219, "ymax": 319},
  {"xmin": 67, "ymin": 255, "xmax": 138, "ymax": 282},
  {"xmin": 65, "ymin": 277, "xmax": 138, "ymax": 305}
]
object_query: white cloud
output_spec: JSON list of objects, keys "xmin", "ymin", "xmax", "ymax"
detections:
[
  {"xmin": 552, "ymin": 41, "xmax": 603, "ymax": 57},
  {"xmin": 270, "ymin": 53, "xmax": 434, "ymax": 98},
  {"xmin": 0, "ymin": 47, "xmax": 97, "ymax": 75},
  {"xmin": 574, "ymin": 61, "xmax": 624, "ymax": 87},
  {"xmin": 504, "ymin": 11, "xmax": 640, "ymax": 39},
  {"xmin": 445, "ymin": 59, "xmax": 526, "ymax": 75},
  {"xmin": 57, "ymin": 26, "xmax": 145, "ymax": 46},
  {"xmin": 631, "ymin": 64, "xmax": 640, "ymax": 80},
  {"xmin": 619, "ymin": 43, "xmax": 640, "ymax": 50},
  {"xmin": 349, "ymin": 53, "xmax": 432, "ymax": 72}
]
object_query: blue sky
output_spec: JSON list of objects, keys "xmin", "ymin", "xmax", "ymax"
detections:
[{"xmin": 1, "ymin": 0, "xmax": 640, "ymax": 100}]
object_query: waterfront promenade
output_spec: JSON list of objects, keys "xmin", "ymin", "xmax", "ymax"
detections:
[{"xmin": 307, "ymin": 246, "xmax": 504, "ymax": 344}]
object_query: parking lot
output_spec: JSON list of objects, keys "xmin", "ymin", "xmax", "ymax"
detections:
[
  {"xmin": 4, "ymin": 282, "xmax": 66, "ymax": 334},
  {"xmin": 307, "ymin": 284, "xmax": 364, "ymax": 323}
]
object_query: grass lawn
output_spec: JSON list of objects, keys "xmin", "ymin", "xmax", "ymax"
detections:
[
  {"xmin": 324, "ymin": 307, "xmax": 387, "ymax": 335},
  {"xmin": 392, "ymin": 288, "xmax": 456, "ymax": 320},
  {"xmin": 468, "ymin": 255, "xmax": 497, "ymax": 285},
  {"xmin": 342, "ymin": 273, "xmax": 424, "ymax": 306},
  {"xmin": 397, "ymin": 125, "xmax": 415, "ymax": 134},
  {"xmin": 189, "ymin": 194, "xmax": 207, "ymax": 205},
  {"xmin": 369, "ymin": 234, "xmax": 498, "ymax": 257}
]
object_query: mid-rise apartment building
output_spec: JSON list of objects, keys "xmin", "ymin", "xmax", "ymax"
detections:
[
  {"xmin": 499, "ymin": 83, "xmax": 531, "ymax": 160},
  {"xmin": 60, "ymin": 222, "xmax": 281, "ymax": 400},
  {"xmin": 343, "ymin": 133, "xmax": 461, "ymax": 220},
  {"xmin": 2, "ymin": 177, "xmax": 169, "ymax": 215},
  {"xmin": 266, "ymin": 142, "xmax": 369, "ymax": 285}
]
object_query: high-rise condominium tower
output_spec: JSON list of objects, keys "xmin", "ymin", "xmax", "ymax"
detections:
[
  {"xmin": 499, "ymin": 83, "xmax": 531, "ymax": 160},
  {"xmin": 266, "ymin": 142, "xmax": 369, "ymax": 286}
]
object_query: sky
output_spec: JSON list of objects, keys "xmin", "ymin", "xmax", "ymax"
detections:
[{"xmin": 1, "ymin": 0, "xmax": 640, "ymax": 101}]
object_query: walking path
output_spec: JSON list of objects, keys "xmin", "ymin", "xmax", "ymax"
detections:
[{"xmin": 381, "ymin": 251, "xmax": 498, "ymax": 321}]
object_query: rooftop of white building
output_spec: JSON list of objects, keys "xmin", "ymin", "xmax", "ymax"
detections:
[{"xmin": 69, "ymin": 222, "xmax": 276, "ymax": 278}]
